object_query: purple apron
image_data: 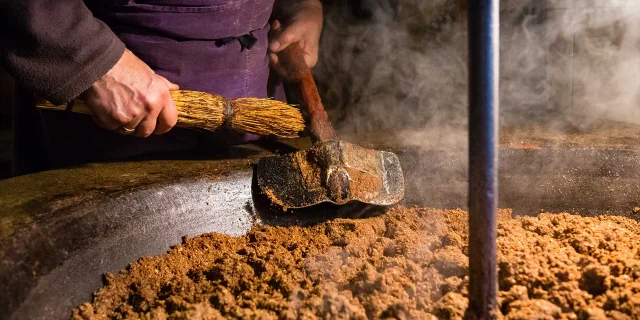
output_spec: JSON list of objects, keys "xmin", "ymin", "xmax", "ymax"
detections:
[
  {"xmin": 38, "ymin": 0, "xmax": 282, "ymax": 168},
  {"xmin": 96, "ymin": 0, "xmax": 274, "ymax": 99}
]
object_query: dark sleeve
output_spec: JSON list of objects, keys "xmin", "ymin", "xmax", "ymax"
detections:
[{"xmin": 0, "ymin": 0, "xmax": 125, "ymax": 104}]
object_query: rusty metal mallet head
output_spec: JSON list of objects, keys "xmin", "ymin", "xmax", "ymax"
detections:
[{"xmin": 256, "ymin": 43, "xmax": 405, "ymax": 210}]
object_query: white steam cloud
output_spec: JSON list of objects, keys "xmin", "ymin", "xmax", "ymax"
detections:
[{"xmin": 314, "ymin": 0, "xmax": 640, "ymax": 143}]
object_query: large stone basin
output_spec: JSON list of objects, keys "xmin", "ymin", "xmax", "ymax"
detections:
[{"xmin": 2, "ymin": 126, "xmax": 640, "ymax": 319}]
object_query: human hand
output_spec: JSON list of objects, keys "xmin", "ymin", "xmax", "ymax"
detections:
[
  {"xmin": 269, "ymin": 0, "xmax": 323, "ymax": 69},
  {"xmin": 81, "ymin": 49, "xmax": 179, "ymax": 137}
]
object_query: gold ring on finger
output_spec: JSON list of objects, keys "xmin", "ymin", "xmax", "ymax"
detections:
[{"xmin": 119, "ymin": 126, "xmax": 136, "ymax": 135}]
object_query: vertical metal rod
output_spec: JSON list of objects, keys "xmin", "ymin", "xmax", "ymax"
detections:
[{"xmin": 466, "ymin": 0, "xmax": 499, "ymax": 319}]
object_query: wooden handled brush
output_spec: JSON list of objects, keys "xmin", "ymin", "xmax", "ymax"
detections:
[{"xmin": 36, "ymin": 90, "xmax": 305, "ymax": 138}]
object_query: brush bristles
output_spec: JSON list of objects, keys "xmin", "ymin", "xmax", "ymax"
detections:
[
  {"xmin": 171, "ymin": 90, "xmax": 225, "ymax": 131},
  {"xmin": 231, "ymin": 98, "xmax": 305, "ymax": 138}
]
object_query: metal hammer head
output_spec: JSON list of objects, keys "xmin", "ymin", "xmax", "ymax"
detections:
[{"xmin": 256, "ymin": 140, "xmax": 405, "ymax": 210}]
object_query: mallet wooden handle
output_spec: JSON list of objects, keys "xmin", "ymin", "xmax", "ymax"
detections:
[{"xmin": 276, "ymin": 43, "xmax": 336, "ymax": 142}]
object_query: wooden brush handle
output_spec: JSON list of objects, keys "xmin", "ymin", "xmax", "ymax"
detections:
[
  {"xmin": 37, "ymin": 90, "xmax": 215, "ymax": 116},
  {"xmin": 277, "ymin": 43, "xmax": 336, "ymax": 142}
]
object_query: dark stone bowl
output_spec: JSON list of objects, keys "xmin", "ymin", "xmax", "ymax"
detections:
[{"xmin": 2, "ymin": 132, "xmax": 639, "ymax": 319}]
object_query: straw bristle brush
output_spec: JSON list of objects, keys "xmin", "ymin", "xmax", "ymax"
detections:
[{"xmin": 36, "ymin": 90, "xmax": 305, "ymax": 138}]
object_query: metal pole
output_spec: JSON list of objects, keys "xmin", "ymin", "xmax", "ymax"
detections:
[{"xmin": 466, "ymin": 0, "xmax": 499, "ymax": 319}]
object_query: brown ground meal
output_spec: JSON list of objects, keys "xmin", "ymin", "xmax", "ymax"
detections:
[
  {"xmin": 346, "ymin": 168, "xmax": 383, "ymax": 201},
  {"xmin": 73, "ymin": 207, "xmax": 640, "ymax": 319}
]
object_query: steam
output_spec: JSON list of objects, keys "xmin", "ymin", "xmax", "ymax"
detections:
[
  {"xmin": 316, "ymin": 0, "xmax": 466, "ymax": 145},
  {"xmin": 547, "ymin": 2, "xmax": 640, "ymax": 128},
  {"xmin": 312, "ymin": 0, "xmax": 640, "ymax": 212},
  {"xmin": 314, "ymin": 0, "xmax": 640, "ymax": 142}
]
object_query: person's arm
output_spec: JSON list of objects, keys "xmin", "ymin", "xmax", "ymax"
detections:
[
  {"xmin": 269, "ymin": 0, "xmax": 323, "ymax": 68},
  {"xmin": 0, "ymin": 0, "xmax": 178, "ymax": 137},
  {"xmin": 0, "ymin": 0, "xmax": 124, "ymax": 104}
]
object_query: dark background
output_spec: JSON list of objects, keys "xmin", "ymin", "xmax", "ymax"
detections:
[{"xmin": 0, "ymin": 67, "xmax": 13, "ymax": 180}]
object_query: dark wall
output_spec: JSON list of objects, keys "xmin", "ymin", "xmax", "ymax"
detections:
[
  {"xmin": 0, "ymin": 67, "xmax": 13, "ymax": 179},
  {"xmin": 0, "ymin": 69, "xmax": 12, "ymax": 125}
]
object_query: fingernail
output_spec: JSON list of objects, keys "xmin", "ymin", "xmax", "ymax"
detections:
[{"xmin": 270, "ymin": 41, "xmax": 281, "ymax": 51}]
